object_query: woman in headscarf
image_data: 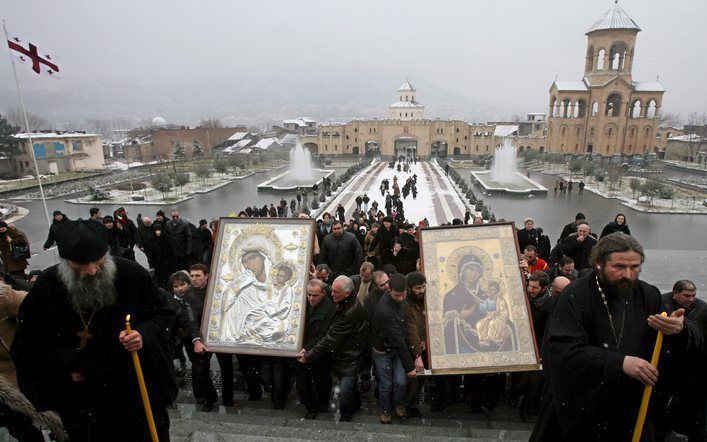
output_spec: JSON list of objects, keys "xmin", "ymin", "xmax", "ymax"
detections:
[{"xmin": 600, "ymin": 213, "xmax": 631, "ymax": 238}]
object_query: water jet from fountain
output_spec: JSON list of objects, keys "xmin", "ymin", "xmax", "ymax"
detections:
[
  {"xmin": 289, "ymin": 140, "xmax": 314, "ymax": 181},
  {"xmin": 490, "ymin": 138, "xmax": 521, "ymax": 183}
]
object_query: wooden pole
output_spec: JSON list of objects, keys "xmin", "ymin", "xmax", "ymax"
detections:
[
  {"xmin": 632, "ymin": 312, "xmax": 667, "ymax": 442},
  {"xmin": 125, "ymin": 315, "xmax": 159, "ymax": 442}
]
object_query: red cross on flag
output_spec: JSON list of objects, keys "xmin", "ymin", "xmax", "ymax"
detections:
[{"xmin": 6, "ymin": 32, "xmax": 60, "ymax": 78}]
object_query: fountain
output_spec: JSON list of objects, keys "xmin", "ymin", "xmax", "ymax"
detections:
[
  {"xmin": 470, "ymin": 139, "xmax": 547, "ymax": 195},
  {"xmin": 258, "ymin": 140, "xmax": 335, "ymax": 192}
]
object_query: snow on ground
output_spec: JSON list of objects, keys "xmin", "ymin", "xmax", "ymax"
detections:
[
  {"xmin": 66, "ymin": 171, "xmax": 252, "ymax": 205},
  {"xmin": 320, "ymin": 160, "xmax": 468, "ymax": 226}
]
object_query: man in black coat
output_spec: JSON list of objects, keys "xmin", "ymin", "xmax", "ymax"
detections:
[
  {"xmin": 166, "ymin": 209, "xmax": 192, "ymax": 270},
  {"xmin": 296, "ymin": 279, "xmax": 335, "ymax": 419},
  {"xmin": 42, "ymin": 210, "xmax": 69, "ymax": 250},
  {"xmin": 657, "ymin": 280, "xmax": 707, "ymax": 440},
  {"xmin": 136, "ymin": 216, "xmax": 157, "ymax": 269},
  {"xmin": 372, "ymin": 273, "xmax": 419, "ymax": 423},
  {"xmin": 297, "ymin": 275, "xmax": 367, "ymax": 422},
  {"xmin": 531, "ymin": 233, "xmax": 701, "ymax": 441},
  {"xmin": 12, "ymin": 220, "xmax": 177, "ymax": 442},
  {"xmin": 317, "ymin": 220, "xmax": 363, "ymax": 277},
  {"xmin": 561, "ymin": 224, "xmax": 597, "ymax": 270},
  {"xmin": 184, "ymin": 264, "xmax": 234, "ymax": 411},
  {"xmin": 559, "ymin": 212, "xmax": 586, "ymax": 242}
]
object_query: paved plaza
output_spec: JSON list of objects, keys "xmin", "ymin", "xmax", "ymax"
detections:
[{"xmin": 321, "ymin": 160, "xmax": 468, "ymax": 226}]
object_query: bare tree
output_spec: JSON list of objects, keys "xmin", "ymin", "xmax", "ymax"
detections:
[
  {"xmin": 686, "ymin": 112, "xmax": 707, "ymax": 126},
  {"xmin": 5, "ymin": 107, "xmax": 49, "ymax": 131},
  {"xmin": 199, "ymin": 118, "xmax": 222, "ymax": 128},
  {"xmin": 85, "ymin": 118, "xmax": 131, "ymax": 139},
  {"xmin": 659, "ymin": 111, "xmax": 682, "ymax": 128}
]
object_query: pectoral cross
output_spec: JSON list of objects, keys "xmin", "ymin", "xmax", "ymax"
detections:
[{"xmin": 77, "ymin": 326, "xmax": 93, "ymax": 349}]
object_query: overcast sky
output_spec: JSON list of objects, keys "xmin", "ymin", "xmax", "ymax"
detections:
[{"xmin": 1, "ymin": 0, "xmax": 705, "ymax": 128}]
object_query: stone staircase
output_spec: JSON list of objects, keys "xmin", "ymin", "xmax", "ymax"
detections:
[
  {"xmin": 168, "ymin": 384, "xmax": 534, "ymax": 442},
  {"xmin": 0, "ymin": 373, "xmax": 534, "ymax": 441}
]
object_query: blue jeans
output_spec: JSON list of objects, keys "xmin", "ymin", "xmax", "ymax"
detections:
[
  {"xmin": 337, "ymin": 375, "xmax": 361, "ymax": 417},
  {"xmin": 373, "ymin": 353, "xmax": 408, "ymax": 414}
]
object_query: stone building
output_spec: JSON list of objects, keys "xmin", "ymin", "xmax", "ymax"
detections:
[
  {"xmin": 300, "ymin": 80, "xmax": 546, "ymax": 159},
  {"xmin": 546, "ymin": 2, "xmax": 665, "ymax": 157},
  {"xmin": 9, "ymin": 132, "xmax": 105, "ymax": 175},
  {"xmin": 300, "ymin": 4, "xmax": 665, "ymax": 160},
  {"xmin": 664, "ymin": 134, "xmax": 707, "ymax": 166},
  {"xmin": 122, "ymin": 126, "xmax": 247, "ymax": 162}
]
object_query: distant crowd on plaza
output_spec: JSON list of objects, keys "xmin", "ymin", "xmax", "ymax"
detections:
[{"xmin": 0, "ymin": 163, "xmax": 705, "ymax": 441}]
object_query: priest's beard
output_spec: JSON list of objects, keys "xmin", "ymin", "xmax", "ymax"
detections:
[
  {"xmin": 598, "ymin": 268, "xmax": 636, "ymax": 298},
  {"xmin": 58, "ymin": 255, "xmax": 118, "ymax": 313}
]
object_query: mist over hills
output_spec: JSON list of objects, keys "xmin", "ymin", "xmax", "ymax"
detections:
[{"xmin": 1, "ymin": 71, "xmax": 520, "ymax": 130}]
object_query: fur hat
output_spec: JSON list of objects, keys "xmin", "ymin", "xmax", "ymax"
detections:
[{"xmin": 55, "ymin": 219, "xmax": 109, "ymax": 264}]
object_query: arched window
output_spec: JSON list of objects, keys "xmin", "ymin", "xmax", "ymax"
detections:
[
  {"xmin": 576, "ymin": 100, "xmax": 587, "ymax": 118},
  {"xmin": 630, "ymin": 100, "xmax": 642, "ymax": 118},
  {"xmin": 586, "ymin": 46, "xmax": 595, "ymax": 72},
  {"xmin": 539, "ymin": 146, "xmax": 545, "ymax": 153},
  {"xmin": 592, "ymin": 101, "xmax": 599, "ymax": 116},
  {"xmin": 561, "ymin": 99, "xmax": 572, "ymax": 118},
  {"xmin": 561, "ymin": 126, "xmax": 566, "ymax": 136},
  {"xmin": 550, "ymin": 96, "xmax": 557, "ymax": 117},
  {"xmin": 605, "ymin": 94, "xmax": 622, "ymax": 117},
  {"xmin": 597, "ymin": 49, "xmax": 606, "ymax": 70},
  {"xmin": 646, "ymin": 100, "xmax": 657, "ymax": 118},
  {"xmin": 610, "ymin": 43, "xmax": 628, "ymax": 70}
]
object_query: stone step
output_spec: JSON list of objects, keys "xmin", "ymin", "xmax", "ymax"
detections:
[
  {"xmin": 169, "ymin": 407, "xmax": 532, "ymax": 440},
  {"xmin": 172, "ymin": 420, "xmax": 530, "ymax": 442},
  {"xmin": 187, "ymin": 432, "xmax": 314, "ymax": 442},
  {"xmin": 170, "ymin": 404, "xmax": 533, "ymax": 431},
  {"xmin": 172, "ymin": 395, "xmax": 534, "ymax": 428}
]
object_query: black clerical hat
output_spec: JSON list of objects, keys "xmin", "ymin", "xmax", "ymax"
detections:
[{"xmin": 55, "ymin": 219, "xmax": 109, "ymax": 264}]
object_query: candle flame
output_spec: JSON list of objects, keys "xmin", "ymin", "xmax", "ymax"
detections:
[{"xmin": 126, "ymin": 314, "xmax": 131, "ymax": 322}]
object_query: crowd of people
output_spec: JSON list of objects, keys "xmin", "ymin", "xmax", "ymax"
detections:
[{"xmin": 0, "ymin": 195, "xmax": 704, "ymax": 441}]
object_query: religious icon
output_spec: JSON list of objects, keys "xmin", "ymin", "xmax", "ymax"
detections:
[
  {"xmin": 201, "ymin": 218, "xmax": 315, "ymax": 357},
  {"xmin": 420, "ymin": 222, "xmax": 540, "ymax": 374}
]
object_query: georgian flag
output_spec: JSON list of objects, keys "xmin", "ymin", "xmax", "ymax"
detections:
[{"xmin": 6, "ymin": 32, "xmax": 60, "ymax": 78}]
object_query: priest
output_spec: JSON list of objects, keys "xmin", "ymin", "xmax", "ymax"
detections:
[
  {"xmin": 11, "ymin": 219, "xmax": 177, "ymax": 442},
  {"xmin": 531, "ymin": 232, "xmax": 702, "ymax": 441}
]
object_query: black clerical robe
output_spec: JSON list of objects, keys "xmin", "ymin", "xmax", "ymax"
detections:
[
  {"xmin": 11, "ymin": 258, "xmax": 177, "ymax": 442},
  {"xmin": 531, "ymin": 272, "xmax": 702, "ymax": 442}
]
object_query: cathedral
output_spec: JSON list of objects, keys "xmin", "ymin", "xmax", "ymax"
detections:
[
  {"xmin": 300, "ymin": 3, "xmax": 665, "ymax": 159},
  {"xmin": 546, "ymin": 2, "xmax": 665, "ymax": 156}
]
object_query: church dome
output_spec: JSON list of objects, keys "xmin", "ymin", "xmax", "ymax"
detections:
[
  {"xmin": 151, "ymin": 116, "xmax": 167, "ymax": 127},
  {"xmin": 586, "ymin": 2, "xmax": 641, "ymax": 34}
]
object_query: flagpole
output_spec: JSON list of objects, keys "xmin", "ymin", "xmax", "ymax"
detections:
[{"xmin": 2, "ymin": 20, "xmax": 52, "ymax": 230}]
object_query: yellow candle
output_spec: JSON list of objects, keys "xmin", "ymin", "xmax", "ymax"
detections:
[
  {"xmin": 125, "ymin": 315, "xmax": 159, "ymax": 442},
  {"xmin": 632, "ymin": 312, "xmax": 667, "ymax": 442}
]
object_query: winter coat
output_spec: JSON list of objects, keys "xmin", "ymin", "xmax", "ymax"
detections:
[
  {"xmin": 405, "ymin": 294, "xmax": 427, "ymax": 361},
  {"xmin": 600, "ymin": 221, "xmax": 631, "ymax": 238},
  {"xmin": 517, "ymin": 228, "xmax": 539, "ymax": 252},
  {"xmin": 0, "ymin": 283, "xmax": 25, "ymax": 385},
  {"xmin": 0, "ymin": 281, "xmax": 67, "ymax": 439},
  {"xmin": 304, "ymin": 294, "xmax": 367, "ymax": 376},
  {"xmin": 317, "ymin": 231, "xmax": 363, "ymax": 277},
  {"xmin": 0, "ymin": 227, "xmax": 30, "ymax": 273},
  {"xmin": 166, "ymin": 218, "xmax": 192, "ymax": 257},
  {"xmin": 372, "ymin": 292, "xmax": 415, "ymax": 372},
  {"xmin": 43, "ymin": 214, "xmax": 69, "ymax": 249},
  {"xmin": 302, "ymin": 295, "xmax": 336, "ymax": 350},
  {"xmin": 561, "ymin": 233, "xmax": 598, "ymax": 270}
]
